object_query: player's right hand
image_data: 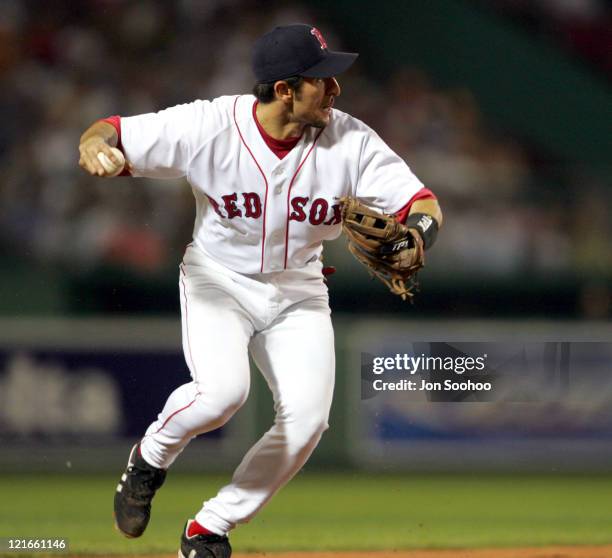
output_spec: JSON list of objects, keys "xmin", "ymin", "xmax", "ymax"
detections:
[{"xmin": 78, "ymin": 137, "xmax": 122, "ymax": 177}]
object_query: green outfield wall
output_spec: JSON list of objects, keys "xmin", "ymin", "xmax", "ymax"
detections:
[{"xmin": 1, "ymin": 318, "xmax": 612, "ymax": 474}]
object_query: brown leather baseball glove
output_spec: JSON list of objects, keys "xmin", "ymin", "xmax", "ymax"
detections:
[{"xmin": 340, "ymin": 197, "xmax": 425, "ymax": 301}]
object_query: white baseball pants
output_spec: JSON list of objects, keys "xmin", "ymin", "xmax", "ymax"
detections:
[{"xmin": 139, "ymin": 244, "xmax": 335, "ymax": 535}]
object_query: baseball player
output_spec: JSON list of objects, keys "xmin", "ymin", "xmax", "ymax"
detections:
[{"xmin": 78, "ymin": 24, "xmax": 442, "ymax": 558}]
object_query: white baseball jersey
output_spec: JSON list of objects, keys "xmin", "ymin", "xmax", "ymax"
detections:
[{"xmin": 120, "ymin": 94, "xmax": 425, "ymax": 274}]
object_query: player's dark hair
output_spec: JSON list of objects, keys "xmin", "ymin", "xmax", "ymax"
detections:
[{"xmin": 252, "ymin": 76, "xmax": 304, "ymax": 103}]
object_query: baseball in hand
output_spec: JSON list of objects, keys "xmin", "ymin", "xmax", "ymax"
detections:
[{"xmin": 97, "ymin": 147, "xmax": 126, "ymax": 177}]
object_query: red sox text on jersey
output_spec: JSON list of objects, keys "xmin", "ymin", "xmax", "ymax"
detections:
[{"xmin": 206, "ymin": 192, "xmax": 342, "ymax": 226}]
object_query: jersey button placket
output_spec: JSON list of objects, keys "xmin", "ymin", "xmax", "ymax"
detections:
[
  {"xmin": 263, "ymin": 166, "xmax": 288, "ymax": 272},
  {"xmin": 273, "ymin": 166, "xmax": 284, "ymax": 195},
  {"xmin": 266, "ymin": 228, "xmax": 285, "ymax": 271}
]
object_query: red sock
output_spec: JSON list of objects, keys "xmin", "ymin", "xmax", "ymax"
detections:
[{"xmin": 187, "ymin": 520, "xmax": 215, "ymax": 537}]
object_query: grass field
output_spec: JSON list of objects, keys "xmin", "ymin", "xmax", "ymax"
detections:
[{"xmin": 1, "ymin": 472, "xmax": 611, "ymax": 556}]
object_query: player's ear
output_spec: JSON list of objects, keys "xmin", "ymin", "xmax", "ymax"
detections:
[{"xmin": 274, "ymin": 80, "xmax": 293, "ymax": 103}]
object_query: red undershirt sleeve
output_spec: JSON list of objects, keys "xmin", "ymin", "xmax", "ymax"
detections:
[{"xmin": 394, "ymin": 187, "xmax": 436, "ymax": 224}]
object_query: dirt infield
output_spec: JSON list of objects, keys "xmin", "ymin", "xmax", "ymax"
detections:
[{"xmin": 101, "ymin": 547, "xmax": 612, "ymax": 558}]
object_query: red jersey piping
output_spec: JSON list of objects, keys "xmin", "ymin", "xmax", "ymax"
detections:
[
  {"xmin": 283, "ymin": 128, "xmax": 325, "ymax": 269},
  {"xmin": 233, "ymin": 96, "xmax": 270, "ymax": 273}
]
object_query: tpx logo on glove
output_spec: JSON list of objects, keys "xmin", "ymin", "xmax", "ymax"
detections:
[
  {"xmin": 385, "ymin": 237, "xmax": 414, "ymax": 253},
  {"xmin": 380, "ymin": 236, "xmax": 414, "ymax": 256}
]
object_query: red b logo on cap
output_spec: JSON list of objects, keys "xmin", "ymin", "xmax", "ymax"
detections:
[{"xmin": 310, "ymin": 27, "xmax": 328, "ymax": 50}]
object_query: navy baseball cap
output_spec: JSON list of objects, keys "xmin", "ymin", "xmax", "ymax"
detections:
[{"xmin": 252, "ymin": 24, "xmax": 358, "ymax": 83}]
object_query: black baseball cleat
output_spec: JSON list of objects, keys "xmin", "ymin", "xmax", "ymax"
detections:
[
  {"xmin": 114, "ymin": 443, "xmax": 167, "ymax": 538},
  {"xmin": 179, "ymin": 520, "xmax": 232, "ymax": 558}
]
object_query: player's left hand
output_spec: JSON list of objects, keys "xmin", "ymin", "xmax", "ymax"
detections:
[
  {"xmin": 379, "ymin": 226, "xmax": 424, "ymax": 270},
  {"xmin": 340, "ymin": 197, "xmax": 425, "ymax": 300}
]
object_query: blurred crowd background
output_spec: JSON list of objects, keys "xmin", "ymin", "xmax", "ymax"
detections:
[
  {"xmin": 1, "ymin": 0, "xmax": 610, "ymax": 318},
  {"xmin": 474, "ymin": 0, "xmax": 612, "ymax": 75}
]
